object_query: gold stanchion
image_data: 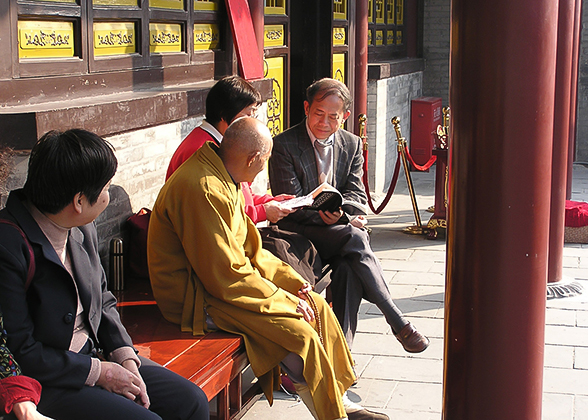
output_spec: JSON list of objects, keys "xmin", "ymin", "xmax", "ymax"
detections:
[
  {"xmin": 391, "ymin": 117, "xmax": 425, "ymax": 235},
  {"xmin": 442, "ymin": 106, "xmax": 450, "ymax": 210},
  {"xmin": 359, "ymin": 114, "xmax": 368, "ymax": 151}
]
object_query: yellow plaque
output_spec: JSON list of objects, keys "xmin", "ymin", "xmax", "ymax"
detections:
[
  {"xmin": 375, "ymin": 30, "xmax": 383, "ymax": 46},
  {"xmin": 194, "ymin": 0, "xmax": 217, "ymax": 10},
  {"xmin": 333, "ymin": 0, "xmax": 346, "ymax": 20},
  {"xmin": 265, "ymin": 0, "xmax": 285, "ymax": 15},
  {"xmin": 94, "ymin": 22, "xmax": 136, "ymax": 56},
  {"xmin": 333, "ymin": 27, "xmax": 346, "ymax": 46},
  {"xmin": 332, "ymin": 53, "xmax": 345, "ymax": 84},
  {"xmin": 368, "ymin": 0, "xmax": 373, "ymax": 22},
  {"xmin": 368, "ymin": 30, "xmax": 372, "ymax": 45},
  {"xmin": 264, "ymin": 25, "xmax": 284, "ymax": 47},
  {"xmin": 396, "ymin": 30, "xmax": 403, "ymax": 45},
  {"xmin": 151, "ymin": 0, "xmax": 184, "ymax": 10},
  {"xmin": 94, "ymin": 0, "xmax": 137, "ymax": 5},
  {"xmin": 194, "ymin": 24, "xmax": 219, "ymax": 50},
  {"xmin": 150, "ymin": 23, "xmax": 182, "ymax": 53},
  {"xmin": 264, "ymin": 56, "xmax": 284, "ymax": 136},
  {"xmin": 18, "ymin": 20, "xmax": 74, "ymax": 59},
  {"xmin": 386, "ymin": 30, "xmax": 394, "ymax": 45}
]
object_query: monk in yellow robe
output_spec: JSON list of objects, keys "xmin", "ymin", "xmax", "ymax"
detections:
[{"xmin": 148, "ymin": 117, "xmax": 388, "ymax": 420}]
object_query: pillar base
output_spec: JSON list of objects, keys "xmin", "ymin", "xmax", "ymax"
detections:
[{"xmin": 547, "ymin": 277, "xmax": 584, "ymax": 299}]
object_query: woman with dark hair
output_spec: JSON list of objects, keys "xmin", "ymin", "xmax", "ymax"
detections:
[
  {"xmin": 166, "ymin": 75, "xmax": 262, "ymax": 179},
  {"xmin": 0, "ymin": 130, "xmax": 209, "ymax": 420}
]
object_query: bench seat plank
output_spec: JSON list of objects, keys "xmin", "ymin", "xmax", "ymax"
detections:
[{"xmin": 117, "ymin": 297, "xmax": 246, "ymax": 403}]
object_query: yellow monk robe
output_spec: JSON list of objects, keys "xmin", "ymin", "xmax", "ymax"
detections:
[{"xmin": 148, "ymin": 142, "xmax": 356, "ymax": 420}]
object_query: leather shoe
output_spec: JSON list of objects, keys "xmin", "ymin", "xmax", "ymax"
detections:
[
  {"xmin": 347, "ymin": 408, "xmax": 389, "ymax": 420},
  {"xmin": 394, "ymin": 323, "xmax": 429, "ymax": 353}
]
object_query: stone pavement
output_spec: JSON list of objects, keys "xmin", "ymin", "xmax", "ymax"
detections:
[{"xmin": 242, "ymin": 165, "xmax": 588, "ymax": 420}]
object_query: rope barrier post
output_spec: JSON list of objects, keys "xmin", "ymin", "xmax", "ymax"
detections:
[
  {"xmin": 359, "ymin": 114, "xmax": 402, "ymax": 215},
  {"xmin": 359, "ymin": 114, "xmax": 368, "ymax": 152},
  {"xmin": 391, "ymin": 117, "xmax": 425, "ymax": 235}
]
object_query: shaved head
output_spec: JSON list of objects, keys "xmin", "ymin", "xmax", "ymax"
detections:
[
  {"xmin": 221, "ymin": 117, "xmax": 271, "ymax": 158},
  {"xmin": 219, "ymin": 117, "xmax": 273, "ymax": 183}
]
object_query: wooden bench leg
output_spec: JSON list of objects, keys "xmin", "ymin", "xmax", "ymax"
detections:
[
  {"xmin": 229, "ymin": 373, "xmax": 242, "ymax": 417},
  {"xmin": 217, "ymin": 386, "xmax": 230, "ymax": 420}
]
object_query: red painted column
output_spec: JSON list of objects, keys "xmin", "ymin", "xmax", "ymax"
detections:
[
  {"xmin": 548, "ymin": 0, "xmax": 576, "ymax": 284},
  {"xmin": 353, "ymin": 0, "xmax": 368, "ymax": 135},
  {"xmin": 566, "ymin": 0, "xmax": 583, "ymax": 199},
  {"xmin": 248, "ymin": 0, "xmax": 265, "ymax": 68},
  {"xmin": 444, "ymin": 0, "xmax": 557, "ymax": 418}
]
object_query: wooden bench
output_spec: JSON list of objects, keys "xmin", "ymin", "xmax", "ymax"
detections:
[{"xmin": 115, "ymin": 281, "xmax": 259, "ymax": 420}]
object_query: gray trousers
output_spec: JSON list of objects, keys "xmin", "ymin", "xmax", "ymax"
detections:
[{"xmin": 278, "ymin": 221, "xmax": 404, "ymax": 347}]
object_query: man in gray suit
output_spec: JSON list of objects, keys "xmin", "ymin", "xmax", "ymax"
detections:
[{"xmin": 269, "ymin": 78, "xmax": 429, "ymax": 352}]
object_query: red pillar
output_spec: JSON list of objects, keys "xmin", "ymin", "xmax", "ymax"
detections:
[
  {"xmin": 444, "ymin": 0, "xmax": 557, "ymax": 418},
  {"xmin": 248, "ymin": 0, "xmax": 265, "ymax": 68},
  {"xmin": 549, "ymin": 0, "xmax": 576, "ymax": 284},
  {"xmin": 353, "ymin": 0, "xmax": 368, "ymax": 136},
  {"xmin": 566, "ymin": 0, "xmax": 583, "ymax": 199}
]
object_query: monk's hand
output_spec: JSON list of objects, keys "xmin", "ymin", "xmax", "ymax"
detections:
[
  {"xmin": 97, "ymin": 361, "xmax": 148, "ymax": 407},
  {"xmin": 319, "ymin": 209, "xmax": 342, "ymax": 225},
  {"xmin": 296, "ymin": 298, "xmax": 315, "ymax": 323},
  {"xmin": 122, "ymin": 359, "xmax": 150, "ymax": 409},
  {"xmin": 298, "ymin": 283, "xmax": 312, "ymax": 298},
  {"xmin": 263, "ymin": 200, "xmax": 295, "ymax": 223}
]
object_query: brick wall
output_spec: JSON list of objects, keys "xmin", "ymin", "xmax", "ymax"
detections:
[
  {"xmin": 0, "ymin": 116, "xmax": 202, "ymax": 272},
  {"xmin": 0, "ymin": 105, "xmax": 273, "ymax": 275},
  {"xmin": 367, "ymin": 72, "xmax": 423, "ymax": 196},
  {"xmin": 422, "ymin": 0, "xmax": 451, "ymax": 104},
  {"xmin": 95, "ymin": 115, "xmax": 202, "ymax": 268}
]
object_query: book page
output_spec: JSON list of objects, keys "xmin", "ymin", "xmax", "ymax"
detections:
[
  {"xmin": 279, "ymin": 183, "xmax": 346, "ymax": 212},
  {"xmin": 280, "ymin": 182, "xmax": 334, "ymax": 210},
  {"xmin": 279, "ymin": 194, "xmax": 313, "ymax": 210}
]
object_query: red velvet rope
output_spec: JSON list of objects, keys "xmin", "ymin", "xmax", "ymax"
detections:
[
  {"xmin": 403, "ymin": 147, "xmax": 437, "ymax": 171},
  {"xmin": 362, "ymin": 148, "xmax": 402, "ymax": 215}
]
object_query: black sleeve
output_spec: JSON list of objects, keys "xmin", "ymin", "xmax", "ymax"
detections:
[{"xmin": 0, "ymin": 225, "xmax": 92, "ymax": 389}]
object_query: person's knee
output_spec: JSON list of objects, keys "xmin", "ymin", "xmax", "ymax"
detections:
[
  {"xmin": 347, "ymin": 226, "xmax": 370, "ymax": 248},
  {"xmin": 170, "ymin": 383, "xmax": 209, "ymax": 420},
  {"xmin": 187, "ymin": 389, "xmax": 209, "ymax": 420},
  {"xmin": 140, "ymin": 359, "xmax": 209, "ymax": 420},
  {"xmin": 331, "ymin": 225, "xmax": 370, "ymax": 254}
]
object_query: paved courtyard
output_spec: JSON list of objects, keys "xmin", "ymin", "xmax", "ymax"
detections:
[{"xmin": 242, "ymin": 165, "xmax": 588, "ymax": 420}]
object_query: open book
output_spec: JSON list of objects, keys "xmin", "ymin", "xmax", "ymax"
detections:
[{"xmin": 280, "ymin": 182, "xmax": 368, "ymax": 215}]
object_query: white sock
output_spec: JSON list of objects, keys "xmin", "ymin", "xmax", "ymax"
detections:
[
  {"xmin": 293, "ymin": 383, "xmax": 319, "ymax": 420},
  {"xmin": 342, "ymin": 391, "xmax": 365, "ymax": 414}
]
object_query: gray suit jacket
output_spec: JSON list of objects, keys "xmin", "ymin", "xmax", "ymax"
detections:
[
  {"xmin": 0, "ymin": 190, "xmax": 134, "ymax": 389},
  {"xmin": 269, "ymin": 120, "xmax": 367, "ymax": 225}
]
